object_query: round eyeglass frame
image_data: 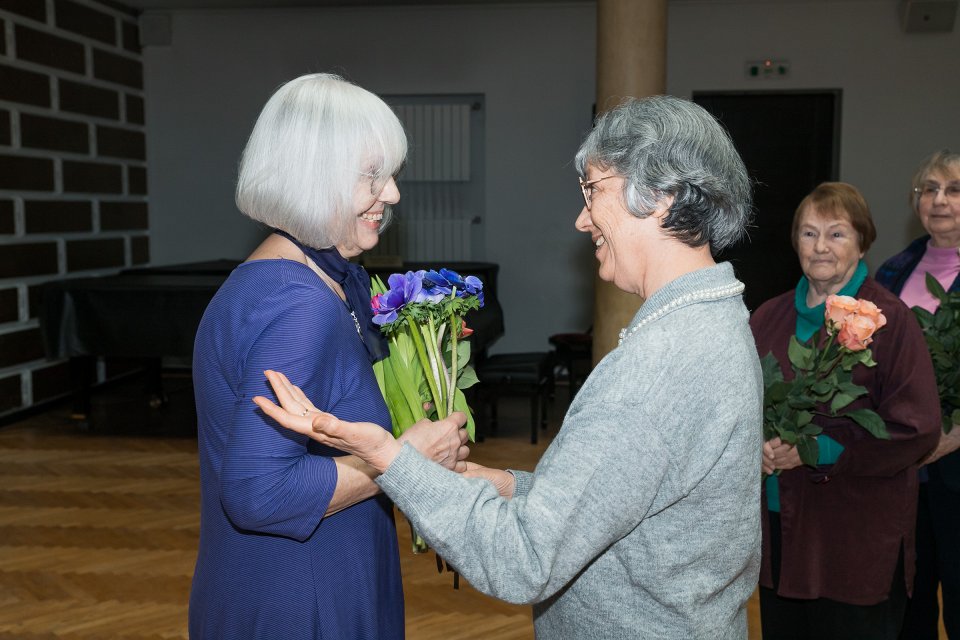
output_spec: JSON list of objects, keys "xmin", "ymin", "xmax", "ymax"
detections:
[
  {"xmin": 913, "ymin": 184, "xmax": 960, "ymax": 202},
  {"xmin": 579, "ymin": 175, "xmax": 617, "ymax": 210}
]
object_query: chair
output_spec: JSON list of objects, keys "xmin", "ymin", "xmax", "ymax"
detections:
[
  {"xmin": 549, "ymin": 329, "xmax": 593, "ymax": 403},
  {"xmin": 475, "ymin": 352, "xmax": 554, "ymax": 444}
]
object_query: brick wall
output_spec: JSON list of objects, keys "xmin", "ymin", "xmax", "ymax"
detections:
[{"xmin": 0, "ymin": 0, "xmax": 146, "ymax": 418}]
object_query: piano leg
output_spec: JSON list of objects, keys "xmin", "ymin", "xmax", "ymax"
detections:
[
  {"xmin": 144, "ymin": 358, "xmax": 168, "ymax": 410},
  {"xmin": 69, "ymin": 355, "xmax": 95, "ymax": 430}
]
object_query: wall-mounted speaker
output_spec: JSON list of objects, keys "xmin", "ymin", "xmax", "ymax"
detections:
[
  {"xmin": 139, "ymin": 13, "xmax": 172, "ymax": 47},
  {"xmin": 900, "ymin": 0, "xmax": 957, "ymax": 32}
]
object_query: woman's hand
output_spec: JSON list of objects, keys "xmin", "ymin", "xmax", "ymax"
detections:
[
  {"xmin": 462, "ymin": 462, "xmax": 515, "ymax": 498},
  {"xmin": 396, "ymin": 414, "xmax": 470, "ymax": 472},
  {"xmin": 253, "ymin": 370, "xmax": 469, "ymax": 474},
  {"xmin": 253, "ymin": 370, "xmax": 400, "ymax": 471},
  {"xmin": 762, "ymin": 437, "xmax": 803, "ymax": 474},
  {"xmin": 924, "ymin": 427, "xmax": 960, "ymax": 465}
]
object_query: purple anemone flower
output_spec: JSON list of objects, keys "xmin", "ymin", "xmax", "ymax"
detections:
[
  {"xmin": 462, "ymin": 275, "xmax": 483, "ymax": 297},
  {"xmin": 438, "ymin": 268, "xmax": 466, "ymax": 291},
  {"xmin": 372, "ymin": 271, "xmax": 424, "ymax": 325},
  {"xmin": 422, "ymin": 270, "xmax": 452, "ymax": 294}
]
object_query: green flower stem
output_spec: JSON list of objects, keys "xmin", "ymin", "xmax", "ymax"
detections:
[
  {"xmin": 409, "ymin": 321, "xmax": 445, "ymax": 419},
  {"xmin": 389, "ymin": 335, "xmax": 426, "ymax": 424},
  {"xmin": 427, "ymin": 315, "xmax": 449, "ymax": 413},
  {"xmin": 812, "ymin": 331, "xmax": 837, "ymax": 373},
  {"xmin": 449, "ymin": 313, "xmax": 458, "ymax": 416},
  {"xmin": 819, "ymin": 352, "xmax": 846, "ymax": 381}
]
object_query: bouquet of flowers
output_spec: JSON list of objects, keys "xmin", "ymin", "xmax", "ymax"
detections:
[
  {"xmin": 760, "ymin": 294, "xmax": 890, "ymax": 468},
  {"xmin": 370, "ymin": 268, "xmax": 483, "ymax": 553},
  {"xmin": 912, "ymin": 273, "xmax": 960, "ymax": 433}
]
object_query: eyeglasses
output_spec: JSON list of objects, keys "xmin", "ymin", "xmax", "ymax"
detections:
[
  {"xmin": 914, "ymin": 183, "xmax": 960, "ymax": 202},
  {"xmin": 579, "ymin": 175, "xmax": 617, "ymax": 210}
]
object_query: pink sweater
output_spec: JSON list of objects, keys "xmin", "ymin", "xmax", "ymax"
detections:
[{"xmin": 899, "ymin": 241, "xmax": 960, "ymax": 312}]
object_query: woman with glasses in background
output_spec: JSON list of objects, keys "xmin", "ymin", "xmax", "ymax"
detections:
[{"xmin": 876, "ymin": 149, "xmax": 960, "ymax": 640}]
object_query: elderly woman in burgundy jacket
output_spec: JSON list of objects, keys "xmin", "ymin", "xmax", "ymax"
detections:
[{"xmin": 751, "ymin": 182, "xmax": 940, "ymax": 640}]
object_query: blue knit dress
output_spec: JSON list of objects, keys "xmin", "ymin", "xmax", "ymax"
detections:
[{"xmin": 189, "ymin": 259, "xmax": 403, "ymax": 639}]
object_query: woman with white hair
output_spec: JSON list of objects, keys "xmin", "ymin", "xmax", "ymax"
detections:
[
  {"xmin": 188, "ymin": 73, "xmax": 468, "ymax": 639},
  {"xmin": 257, "ymin": 95, "xmax": 764, "ymax": 639}
]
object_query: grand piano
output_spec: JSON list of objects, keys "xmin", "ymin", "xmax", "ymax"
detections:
[{"xmin": 40, "ymin": 260, "xmax": 504, "ymax": 427}]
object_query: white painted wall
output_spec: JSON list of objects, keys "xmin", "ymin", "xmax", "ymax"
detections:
[
  {"xmin": 144, "ymin": 3, "xmax": 598, "ymax": 353},
  {"xmin": 143, "ymin": 1, "xmax": 960, "ymax": 353},
  {"xmin": 668, "ymin": 0, "xmax": 960, "ymax": 270}
]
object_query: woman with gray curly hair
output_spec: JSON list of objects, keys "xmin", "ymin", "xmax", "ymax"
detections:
[{"xmin": 256, "ymin": 95, "xmax": 764, "ymax": 639}]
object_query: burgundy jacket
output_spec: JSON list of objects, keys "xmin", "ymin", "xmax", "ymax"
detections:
[{"xmin": 750, "ymin": 277, "xmax": 940, "ymax": 605}]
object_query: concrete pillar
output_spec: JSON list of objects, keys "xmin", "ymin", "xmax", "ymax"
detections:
[{"xmin": 591, "ymin": 0, "xmax": 667, "ymax": 363}]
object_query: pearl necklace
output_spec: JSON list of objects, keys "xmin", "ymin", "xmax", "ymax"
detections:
[{"xmin": 618, "ymin": 281, "xmax": 746, "ymax": 345}]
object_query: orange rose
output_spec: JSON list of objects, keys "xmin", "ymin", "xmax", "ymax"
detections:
[
  {"xmin": 837, "ymin": 314, "xmax": 880, "ymax": 351},
  {"xmin": 825, "ymin": 294, "xmax": 860, "ymax": 330},
  {"xmin": 854, "ymin": 299, "xmax": 887, "ymax": 330}
]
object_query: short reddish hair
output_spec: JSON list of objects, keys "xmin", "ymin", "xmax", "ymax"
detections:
[{"xmin": 791, "ymin": 182, "xmax": 876, "ymax": 253}]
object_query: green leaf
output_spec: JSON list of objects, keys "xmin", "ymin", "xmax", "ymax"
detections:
[
  {"xmin": 913, "ymin": 306, "xmax": 934, "ymax": 329},
  {"xmin": 778, "ymin": 428, "xmax": 798, "ymax": 445},
  {"xmin": 926, "ymin": 272, "xmax": 947, "ymax": 303},
  {"xmin": 935, "ymin": 311, "xmax": 952, "ymax": 332},
  {"xmin": 787, "ymin": 393, "xmax": 816, "ymax": 410},
  {"xmin": 372, "ymin": 359, "xmax": 386, "ymax": 396},
  {"xmin": 949, "ymin": 409, "xmax": 960, "ymax": 434},
  {"xmin": 811, "ymin": 380, "xmax": 833, "ymax": 396},
  {"xmin": 800, "ymin": 423, "xmax": 823, "ymax": 436},
  {"xmin": 796, "ymin": 435, "xmax": 819, "ymax": 467},
  {"xmin": 456, "ymin": 365, "xmax": 479, "ymax": 390},
  {"xmin": 830, "ymin": 393, "xmax": 855, "ymax": 413},
  {"xmin": 837, "ymin": 381, "xmax": 868, "ymax": 398},
  {"xmin": 455, "ymin": 336, "xmax": 471, "ymax": 361},
  {"xmin": 766, "ymin": 381, "xmax": 792, "ymax": 404},
  {"xmin": 386, "ymin": 346, "xmax": 428, "ymax": 428},
  {"xmin": 452, "ymin": 387, "xmax": 475, "ymax": 442},
  {"xmin": 370, "ymin": 275, "xmax": 388, "ymax": 295},
  {"xmin": 760, "ymin": 353, "xmax": 784, "ymax": 387},
  {"xmin": 845, "ymin": 409, "xmax": 890, "ymax": 439},
  {"xmin": 787, "ymin": 336, "xmax": 815, "ymax": 371},
  {"xmin": 852, "ymin": 349, "xmax": 877, "ymax": 368},
  {"xmin": 383, "ymin": 368, "xmax": 416, "ymax": 437}
]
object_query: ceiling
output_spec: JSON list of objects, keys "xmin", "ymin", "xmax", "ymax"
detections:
[
  {"xmin": 120, "ymin": 0, "xmax": 591, "ymax": 9},
  {"xmin": 120, "ymin": 0, "xmax": 890, "ymax": 10}
]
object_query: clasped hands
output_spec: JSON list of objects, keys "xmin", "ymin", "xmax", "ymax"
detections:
[
  {"xmin": 254, "ymin": 371, "xmax": 516, "ymax": 497},
  {"xmin": 253, "ymin": 370, "xmax": 469, "ymax": 474},
  {"xmin": 762, "ymin": 437, "xmax": 803, "ymax": 476}
]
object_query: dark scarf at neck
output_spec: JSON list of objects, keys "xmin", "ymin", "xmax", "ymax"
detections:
[{"xmin": 273, "ymin": 229, "xmax": 387, "ymax": 363}]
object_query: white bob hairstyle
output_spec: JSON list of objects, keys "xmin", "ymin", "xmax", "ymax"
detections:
[{"xmin": 236, "ymin": 73, "xmax": 408, "ymax": 249}]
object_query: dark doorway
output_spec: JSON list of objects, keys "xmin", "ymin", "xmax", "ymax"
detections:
[{"xmin": 693, "ymin": 91, "xmax": 841, "ymax": 311}]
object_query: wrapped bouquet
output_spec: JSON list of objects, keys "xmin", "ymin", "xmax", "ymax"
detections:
[{"xmin": 370, "ymin": 267, "xmax": 483, "ymax": 553}]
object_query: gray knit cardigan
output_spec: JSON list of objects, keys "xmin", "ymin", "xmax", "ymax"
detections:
[{"xmin": 378, "ymin": 262, "xmax": 763, "ymax": 639}]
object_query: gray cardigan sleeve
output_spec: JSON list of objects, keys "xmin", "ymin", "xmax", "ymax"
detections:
[
  {"xmin": 376, "ymin": 395, "xmax": 675, "ymax": 605},
  {"xmin": 508, "ymin": 469, "xmax": 533, "ymax": 497}
]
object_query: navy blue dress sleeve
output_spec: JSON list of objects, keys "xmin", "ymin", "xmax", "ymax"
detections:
[
  {"xmin": 189, "ymin": 259, "xmax": 404, "ymax": 640},
  {"xmin": 218, "ymin": 279, "xmax": 342, "ymax": 540}
]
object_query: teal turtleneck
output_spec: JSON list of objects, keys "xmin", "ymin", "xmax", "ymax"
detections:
[
  {"xmin": 794, "ymin": 260, "xmax": 868, "ymax": 342},
  {"xmin": 767, "ymin": 260, "xmax": 868, "ymax": 512}
]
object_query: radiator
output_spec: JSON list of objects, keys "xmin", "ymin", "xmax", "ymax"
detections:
[
  {"xmin": 378, "ymin": 214, "xmax": 474, "ymax": 262},
  {"xmin": 374, "ymin": 101, "xmax": 477, "ymax": 262}
]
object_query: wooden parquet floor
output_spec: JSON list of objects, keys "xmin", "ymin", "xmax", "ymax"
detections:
[{"xmin": 0, "ymin": 376, "xmax": 766, "ymax": 639}]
